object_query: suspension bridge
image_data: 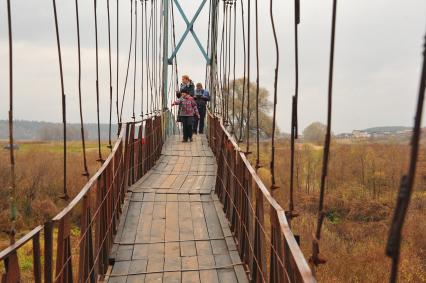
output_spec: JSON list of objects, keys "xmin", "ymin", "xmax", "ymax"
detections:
[{"xmin": 1, "ymin": 0, "xmax": 425, "ymax": 282}]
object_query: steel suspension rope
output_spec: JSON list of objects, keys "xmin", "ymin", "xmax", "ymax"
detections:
[
  {"xmin": 310, "ymin": 0, "xmax": 337, "ymax": 268},
  {"xmin": 75, "ymin": 0, "xmax": 89, "ymax": 177},
  {"xmin": 6, "ymin": 0, "xmax": 16, "ymax": 244},
  {"xmin": 147, "ymin": 1, "xmax": 153, "ymax": 114},
  {"xmin": 152, "ymin": 0, "xmax": 157, "ymax": 112},
  {"xmin": 231, "ymin": 1, "xmax": 236, "ymax": 136},
  {"xmin": 158, "ymin": 0, "xmax": 164, "ymax": 110},
  {"xmin": 94, "ymin": 0, "xmax": 104, "ymax": 162},
  {"xmin": 238, "ymin": 0, "xmax": 246, "ymax": 143},
  {"xmin": 116, "ymin": 0, "xmax": 120, "ymax": 135},
  {"xmin": 226, "ymin": 1, "xmax": 233, "ymax": 127},
  {"xmin": 154, "ymin": 0, "xmax": 158, "ymax": 111},
  {"xmin": 223, "ymin": 1, "xmax": 230, "ymax": 125},
  {"xmin": 204, "ymin": 0, "xmax": 212, "ymax": 88},
  {"xmin": 171, "ymin": 0, "xmax": 179, "ymax": 89},
  {"xmin": 140, "ymin": 0, "xmax": 145, "ymax": 117},
  {"xmin": 52, "ymin": 0, "xmax": 69, "ymax": 200},
  {"xmin": 255, "ymin": 0, "xmax": 260, "ymax": 170},
  {"xmin": 219, "ymin": 2, "xmax": 225, "ymax": 117},
  {"xmin": 386, "ymin": 34, "xmax": 425, "ymax": 283},
  {"xmin": 288, "ymin": 0, "xmax": 301, "ymax": 224},
  {"xmin": 145, "ymin": 0, "xmax": 151, "ymax": 115},
  {"xmin": 132, "ymin": 0, "xmax": 138, "ymax": 120},
  {"xmin": 269, "ymin": 0, "xmax": 279, "ymax": 191},
  {"xmin": 211, "ymin": 0, "xmax": 219, "ymax": 113},
  {"xmin": 120, "ymin": 0, "xmax": 134, "ymax": 123},
  {"xmin": 245, "ymin": 0, "xmax": 251, "ymax": 153},
  {"xmin": 107, "ymin": 0, "xmax": 113, "ymax": 148}
]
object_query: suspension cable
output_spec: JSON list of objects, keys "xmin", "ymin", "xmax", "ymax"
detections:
[
  {"xmin": 386, "ymin": 34, "xmax": 425, "ymax": 283},
  {"xmin": 154, "ymin": 0, "xmax": 158, "ymax": 111},
  {"xmin": 157, "ymin": 1, "xmax": 162, "ymax": 111},
  {"xmin": 132, "ymin": 0, "xmax": 138, "ymax": 120},
  {"xmin": 231, "ymin": 0, "xmax": 236, "ymax": 136},
  {"xmin": 116, "ymin": 0, "xmax": 120, "ymax": 135},
  {"xmin": 6, "ymin": 0, "xmax": 16, "ymax": 244},
  {"xmin": 120, "ymin": 0, "xmax": 134, "ymax": 122},
  {"xmin": 225, "ymin": 2, "xmax": 231, "ymax": 122},
  {"xmin": 94, "ymin": 0, "xmax": 104, "ymax": 162},
  {"xmin": 145, "ymin": 1, "xmax": 151, "ymax": 115},
  {"xmin": 269, "ymin": 0, "xmax": 279, "ymax": 191},
  {"xmin": 238, "ymin": 0, "xmax": 246, "ymax": 143},
  {"xmin": 171, "ymin": 0, "xmax": 179, "ymax": 89},
  {"xmin": 310, "ymin": 0, "xmax": 337, "ymax": 268},
  {"xmin": 107, "ymin": 0, "xmax": 113, "ymax": 148},
  {"xmin": 147, "ymin": 1, "xmax": 153, "ymax": 114},
  {"xmin": 204, "ymin": 0, "xmax": 212, "ymax": 88},
  {"xmin": 245, "ymin": 0, "xmax": 251, "ymax": 153},
  {"xmin": 219, "ymin": 2, "xmax": 225, "ymax": 116},
  {"xmin": 140, "ymin": 0, "xmax": 145, "ymax": 117},
  {"xmin": 288, "ymin": 0, "xmax": 301, "ymax": 224},
  {"xmin": 227, "ymin": 1, "xmax": 233, "ymax": 126},
  {"xmin": 255, "ymin": 0, "xmax": 260, "ymax": 169},
  {"xmin": 52, "ymin": 0, "xmax": 69, "ymax": 200},
  {"xmin": 75, "ymin": 0, "xmax": 89, "ymax": 177}
]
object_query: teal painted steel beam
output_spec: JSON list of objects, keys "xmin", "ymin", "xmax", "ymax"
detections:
[
  {"xmin": 168, "ymin": 0, "xmax": 210, "ymax": 64},
  {"xmin": 162, "ymin": 0, "xmax": 169, "ymax": 111}
]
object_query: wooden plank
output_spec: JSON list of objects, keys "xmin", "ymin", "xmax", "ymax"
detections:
[
  {"xmin": 182, "ymin": 271, "xmax": 200, "ymax": 283},
  {"xmin": 108, "ymin": 134, "xmax": 249, "ymax": 283},
  {"xmin": 179, "ymin": 201, "xmax": 194, "ymax": 241},
  {"xmin": 135, "ymin": 201, "xmax": 154, "ymax": 243},
  {"xmin": 202, "ymin": 202, "xmax": 224, "ymax": 239},
  {"xmin": 230, "ymin": 251, "xmax": 249, "ymax": 283},
  {"xmin": 191, "ymin": 202, "xmax": 209, "ymax": 240},
  {"xmin": 126, "ymin": 259, "xmax": 148, "ymax": 283},
  {"xmin": 121, "ymin": 201, "xmax": 142, "ymax": 243},
  {"xmin": 109, "ymin": 261, "xmax": 131, "ymax": 283},
  {"xmin": 163, "ymin": 272, "xmax": 181, "ymax": 283},
  {"xmin": 165, "ymin": 201, "xmax": 180, "ymax": 242}
]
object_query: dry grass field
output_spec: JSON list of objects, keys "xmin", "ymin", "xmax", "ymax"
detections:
[
  {"xmin": 0, "ymin": 138, "xmax": 425, "ymax": 282},
  {"xmin": 251, "ymin": 139, "xmax": 426, "ymax": 282}
]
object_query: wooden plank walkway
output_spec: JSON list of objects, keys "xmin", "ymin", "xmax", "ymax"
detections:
[{"xmin": 107, "ymin": 135, "xmax": 249, "ymax": 283}]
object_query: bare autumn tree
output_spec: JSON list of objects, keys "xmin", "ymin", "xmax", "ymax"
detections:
[{"xmin": 225, "ymin": 78, "xmax": 278, "ymax": 139}]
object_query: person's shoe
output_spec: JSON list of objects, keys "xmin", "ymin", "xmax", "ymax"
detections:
[
  {"xmin": 199, "ymin": 131, "xmax": 203, "ymax": 134},
  {"xmin": 182, "ymin": 139, "xmax": 187, "ymax": 142},
  {"xmin": 190, "ymin": 138, "xmax": 193, "ymax": 142},
  {"xmin": 193, "ymin": 131, "xmax": 197, "ymax": 135}
]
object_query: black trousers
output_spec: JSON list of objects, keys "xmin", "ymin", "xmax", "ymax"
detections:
[
  {"xmin": 193, "ymin": 106, "xmax": 206, "ymax": 133},
  {"xmin": 181, "ymin": 116, "xmax": 194, "ymax": 141}
]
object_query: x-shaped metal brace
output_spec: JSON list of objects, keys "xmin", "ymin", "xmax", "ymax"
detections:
[{"xmin": 168, "ymin": 0, "xmax": 210, "ymax": 65}]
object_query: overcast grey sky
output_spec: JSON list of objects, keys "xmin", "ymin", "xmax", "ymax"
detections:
[{"xmin": 0, "ymin": 0, "xmax": 425, "ymax": 133}]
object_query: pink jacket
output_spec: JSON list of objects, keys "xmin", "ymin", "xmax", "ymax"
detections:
[{"xmin": 172, "ymin": 96, "xmax": 200, "ymax": 117}]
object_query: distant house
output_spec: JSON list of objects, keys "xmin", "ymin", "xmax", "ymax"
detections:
[
  {"xmin": 3, "ymin": 143, "xmax": 20, "ymax": 150},
  {"xmin": 336, "ymin": 133, "xmax": 351, "ymax": 139},
  {"xmin": 352, "ymin": 130, "xmax": 370, "ymax": 139}
]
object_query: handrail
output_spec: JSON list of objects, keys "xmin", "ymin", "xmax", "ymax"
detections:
[
  {"xmin": 0, "ymin": 112, "xmax": 166, "ymax": 283},
  {"xmin": 0, "ymin": 226, "xmax": 43, "ymax": 260},
  {"xmin": 208, "ymin": 111, "xmax": 316, "ymax": 283},
  {"xmin": 52, "ymin": 129, "xmax": 125, "ymax": 222}
]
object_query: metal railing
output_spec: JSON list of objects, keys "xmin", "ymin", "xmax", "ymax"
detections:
[
  {"xmin": 0, "ymin": 113, "xmax": 165, "ymax": 283},
  {"xmin": 208, "ymin": 112, "xmax": 316, "ymax": 283}
]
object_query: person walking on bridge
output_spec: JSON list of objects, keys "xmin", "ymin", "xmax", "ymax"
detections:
[
  {"xmin": 193, "ymin": 83, "xmax": 210, "ymax": 134},
  {"xmin": 172, "ymin": 90, "xmax": 200, "ymax": 142},
  {"xmin": 179, "ymin": 75, "xmax": 195, "ymax": 97}
]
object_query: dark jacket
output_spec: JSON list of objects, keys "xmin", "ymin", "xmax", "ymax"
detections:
[
  {"xmin": 180, "ymin": 80, "xmax": 195, "ymax": 97},
  {"xmin": 194, "ymin": 89, "xmax": 210, "ymax": 107}
]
